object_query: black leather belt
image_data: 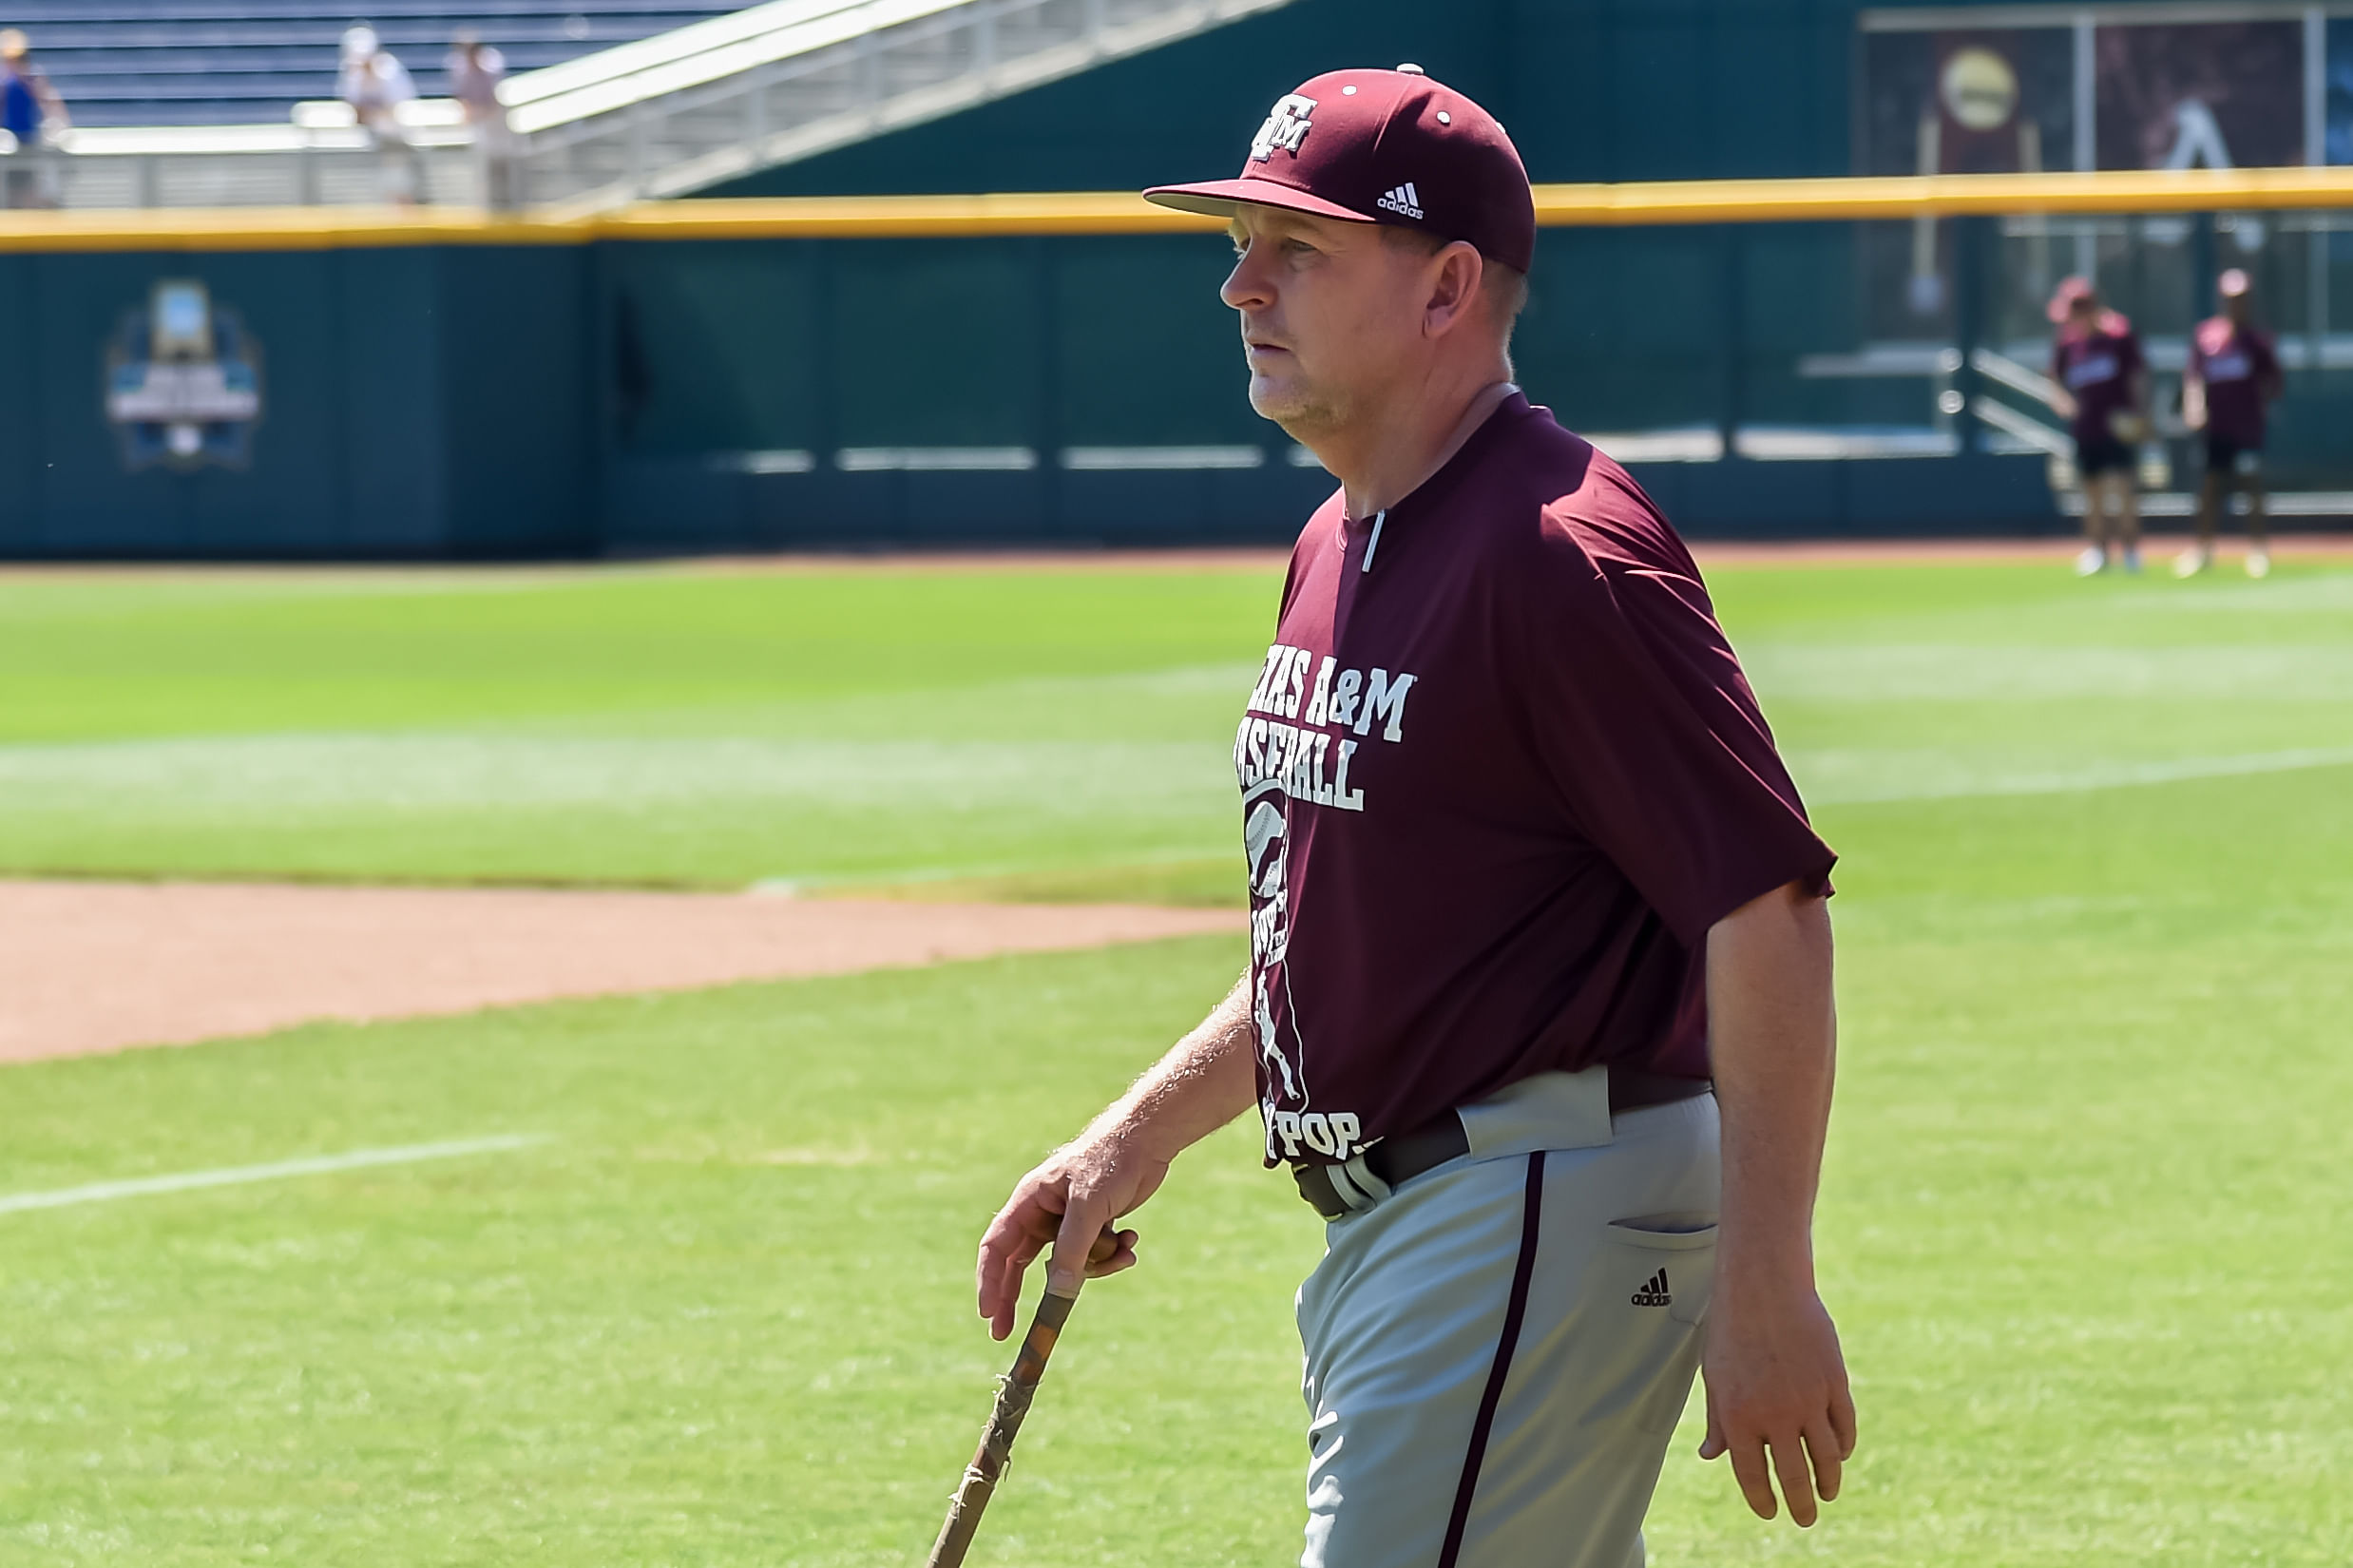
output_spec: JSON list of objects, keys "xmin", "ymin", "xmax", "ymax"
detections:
[{"xmin": 1290, "ymin": 1070, "xmax": 1712, "ymax": 1221}]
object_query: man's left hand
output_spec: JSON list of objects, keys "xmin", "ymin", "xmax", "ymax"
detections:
[{"xmin": 1697, "ymin": 1278, "xmax": 1857, "ymax": 1526}]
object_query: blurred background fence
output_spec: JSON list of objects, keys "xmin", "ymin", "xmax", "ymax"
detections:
[{"xmin": 2, "ymin": 0, "xmax": 2350, "ymax": 556}]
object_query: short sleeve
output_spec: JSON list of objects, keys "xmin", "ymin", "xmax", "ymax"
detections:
[{"xmin": 1510, "ymin": 517, "xmax": 1835, "ymax": 944}]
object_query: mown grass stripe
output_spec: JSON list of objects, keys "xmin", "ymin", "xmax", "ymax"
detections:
[
  {"xmin": 0, "ymin": 1134, "xmax": 548, "ymax": 1216},
  {"xmin": 1816, "ymin": 744, "xmax": 2353, "ymax": 805}
]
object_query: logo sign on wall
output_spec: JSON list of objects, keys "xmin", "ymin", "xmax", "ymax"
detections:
[
  {"xmin": 1940, "ymin": 47, "xmax": 2019, "ymax": 133},
  {"xmin": 104, "ymin": 279, "xmax": 263, "ymax": 471}
]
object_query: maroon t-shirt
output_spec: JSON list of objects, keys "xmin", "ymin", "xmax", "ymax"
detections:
[
  {"xmin": 2050, "ymin": 315, "xmax": 2145, "ymax": 445},
  {"xmin": 1235, "ymin": 393, "xmax": 1835, "ymax": 1168},
  {"xmin": 2189, "ymin": 316, "xmax": 2280, "ymax": 449}
]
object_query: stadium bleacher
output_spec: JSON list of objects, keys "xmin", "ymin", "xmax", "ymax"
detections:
[{"xmin": 6, "ymin": 0, "xmax": 741, "ymax": 124}]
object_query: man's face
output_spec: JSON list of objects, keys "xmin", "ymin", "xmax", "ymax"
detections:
[
  {"xmin": 2067, "ymin": 296, "xmax": 2098, "ymax": 331},
  {"xmin": 1219, "ymin": 207, "xmax": 1440, "ymax": 435},
  {"xmin": 2225, "ymin": 292, "xmax": 2250, "ymax": 325}
]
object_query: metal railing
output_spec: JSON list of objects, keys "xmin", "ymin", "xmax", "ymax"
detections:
[
  {"xmin": 6, "ymin": 0, "xmax": 1293, "ymax": 212},
  {"xmin": 18, "ymin": 115, "xmax": 475, "ymax": 208}
]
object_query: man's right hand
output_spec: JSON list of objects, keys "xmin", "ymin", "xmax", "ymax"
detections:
[
  {"xmin": 974, "ymin": 1127, "xmax": 1166, "ymax": 1340},
  {"xmin": 972, "ymin": 973, "xmax": 1260, "ymax": 1339}
]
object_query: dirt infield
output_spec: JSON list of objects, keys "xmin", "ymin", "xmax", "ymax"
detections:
[{"xmin": 0, "ymin": 881, "xmax": 1243, "ymax": 1064}]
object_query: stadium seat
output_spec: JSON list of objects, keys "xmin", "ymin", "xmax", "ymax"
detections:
[{"xmin": 8, "ymin": 0, "xmax": 741, "ymax": 124}]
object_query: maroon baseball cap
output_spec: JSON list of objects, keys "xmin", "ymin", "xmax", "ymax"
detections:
[
  {"xmin": 1144, "ymin": 66, "xmax": 1537, "ymax": 274},
  {"xmin": 2047, "ymin": 274, "xmax": 2095, "ymax": 323}
]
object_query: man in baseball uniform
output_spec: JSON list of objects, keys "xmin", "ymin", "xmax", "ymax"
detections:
[
  {"xmin": 2045, "ymin": 277, "xmax": 2151, "ymax": 577},
  {"xmin": 2178, "ymin": 268, "xmax": 2285, "ymax": 580},
  {"xmin": 976, "ymin": 67, "xmax": 1855, "ymax": 1567}
]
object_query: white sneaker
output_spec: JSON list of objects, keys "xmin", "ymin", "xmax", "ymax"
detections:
[
  {"xmin": 2248, "ymin": 549, "xmax": 2271, "ymax": 580},
  {"xmin": 2075, "ymin": 545, "xmax": 2108, "ymax": 577},
  {"xmin": 2122, "ymin": 546, "xmax": 2143, "ymax": 574},
  {"xmin": 2173, "ymin": 546, "xmax": 2210, "ymax": 578}
]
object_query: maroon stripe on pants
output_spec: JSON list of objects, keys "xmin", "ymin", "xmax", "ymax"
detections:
[{"xmin": 1435, "ymin": 1150, "xmax": 1546, "ymax": 1568}]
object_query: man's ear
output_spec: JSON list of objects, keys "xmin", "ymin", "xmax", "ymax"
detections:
[{"xmin": 1425, "ymin": 242, "xmax": 1486, "ymax": 338}]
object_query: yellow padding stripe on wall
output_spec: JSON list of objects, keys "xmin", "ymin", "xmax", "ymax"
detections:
[
  {"xmin": 0, "ymin": 206, "xmax": 595, "ymax": 252},
  {"xmin": 7, "ymin": 166, "xmax": 2353, "ymax": 252}
]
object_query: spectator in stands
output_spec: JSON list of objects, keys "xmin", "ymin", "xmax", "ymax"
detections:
[
  {"xmin": 448, "ymin": 30, "xmax": 522, "ymax": 211},
  {"xmin": 2178, "ymin": 268, "xmax": 2285, "ymax": 580},
  {"xmin": 2046, "ymin": 276, "xmax": 2150, "ymax": 576},
  {"xmin": 0, "ymin": 29, "xmax": 67, "ymax": 209},
  {"xmin": 339, "ymin": 25, "xmax": 421, "ymax": 205}
]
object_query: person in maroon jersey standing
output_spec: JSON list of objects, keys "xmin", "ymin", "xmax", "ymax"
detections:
[
  {"xmin": 972, "ymin": 67, "xmax": 1855, "ymax": 1567},
  {"xmin": 2046, "ymin": 277, "xmax": 2151, "ymax": 576},
  {"xmin": 2178, "ymin": 268, "xmax": 2286, "ymax": 579}
]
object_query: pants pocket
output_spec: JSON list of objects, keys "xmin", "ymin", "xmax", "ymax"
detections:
[{"xmin": 1605, "ymin": 1216, "xmax": 1718, "ymax": 1329}]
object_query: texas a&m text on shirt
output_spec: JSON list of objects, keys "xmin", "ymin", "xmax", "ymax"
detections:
[{"xmin": 1237, "ymin": 392, "xmax": 1836, "ymax": 1168}]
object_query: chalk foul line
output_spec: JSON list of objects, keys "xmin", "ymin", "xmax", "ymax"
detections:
[{"xmin": 0, "ymin": 1134, "xmax": 548, "ymax": 1217}]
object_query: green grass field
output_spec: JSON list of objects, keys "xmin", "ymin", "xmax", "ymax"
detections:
[{"xmin": 2, "ymin": 555, "xmax": 2349, "ymax": 1564}]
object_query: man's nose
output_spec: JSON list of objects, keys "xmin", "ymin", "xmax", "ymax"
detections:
[{"xmin": 1221, "ymin": 249, "xmax": 1272, "ymax": 313}]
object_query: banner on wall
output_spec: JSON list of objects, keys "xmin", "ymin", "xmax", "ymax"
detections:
[
  {"xmin": 2094, "ymin": 20, "xmax": 2304, "ymax": 172},
  {"xmin": 1862, "ymin": 28, "xmax": 2074, "ymax": 322},
  {"xmin": 104, "ymin": 279, "xmax": 264, "ymax": 472},
  {"xmin": 1860, "ymin": 5, "xmax": 2343, "ymax": 335},
  {"xmin": 1863, "ymin": 8, "xmax": 2322, "ymax": 176},
  {"xmin": 1861, "ymin": 29, "xmax": 2075, "ymax": 179}
]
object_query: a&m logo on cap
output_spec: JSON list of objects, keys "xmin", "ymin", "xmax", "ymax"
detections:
[{"xmin": 1250, "ymin": 93, "xmax": 1317, "ymax": 162}]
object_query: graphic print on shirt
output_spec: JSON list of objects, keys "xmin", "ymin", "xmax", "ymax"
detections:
[
  {"xmin": 1242, "ymin": 781, "xmax": 1299, "ymax": 1114},
  {"xmin": 1234, "ymin": 641, "xmax": 1418, "ymax": 1163},
  {"xmin": 2063, "ymin": 351, "xmax": 2120, "ymax": 390}
]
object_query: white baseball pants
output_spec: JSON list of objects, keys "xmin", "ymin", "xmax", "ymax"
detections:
[{"xmin": 1295, "ymin": 1069, "xmax": 1720, "ymax": 1568}]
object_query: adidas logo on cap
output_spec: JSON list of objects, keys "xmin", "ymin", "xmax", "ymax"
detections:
[
  {"xmin": 1631, "ymin": 1269, "xmax": 1673, "ymax": 1308},
  {"xmin": 1376, "ymin": 182, "xmax": 1425, "ymax": 220}
]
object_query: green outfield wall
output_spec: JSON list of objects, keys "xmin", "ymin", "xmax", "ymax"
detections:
[
  {"xmin": 587, "ymin": 221, "xmax": 2049, "ymax": 554},
  {"xmin": 5, "ymin": 205, "xmax": 2347, "ymax": 559},
  {"xmin": 0, "ymin": 245, "xmax": 593, "ymax": 558},
  {"xmin": 5, "ymin": 0, "xmax": 2352, "ymax": 556}
]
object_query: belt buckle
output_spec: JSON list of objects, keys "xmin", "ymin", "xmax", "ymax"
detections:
[
  {"xmin": 1291, "ymin": 1154, "xmax": 1391, "ymax": 1220},
  {"xmin": 1291, "ymin": 1161, "xmax": 1349, "ymax": 1220}
]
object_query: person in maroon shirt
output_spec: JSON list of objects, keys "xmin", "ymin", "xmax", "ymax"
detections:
[
  {"xmin": 975, "ymin": 67, "xmax": 1854, "ymax": 1567},
  {"xmin": 2179, "ymin": 268, "xmax": 2286, "ymax": 579},
  {"xmin": 2046, "ymin": 277, "xmax": 2151, "ymax": 576}
]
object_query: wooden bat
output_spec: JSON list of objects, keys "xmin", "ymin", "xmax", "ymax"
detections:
[{"xmin": 925, "ymin": 1226, "xmax": 1119, "ymax": 1568}]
